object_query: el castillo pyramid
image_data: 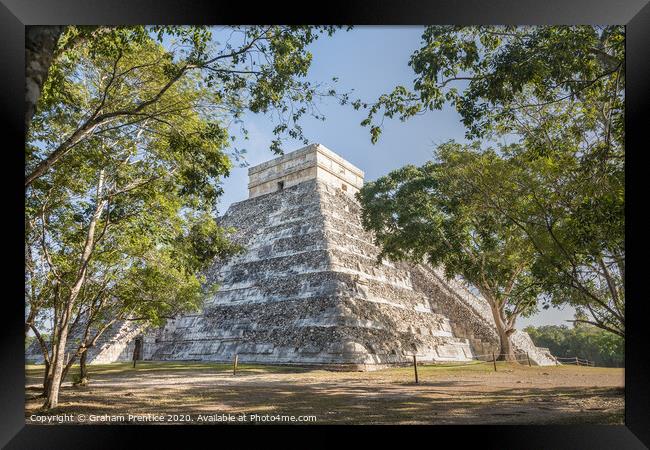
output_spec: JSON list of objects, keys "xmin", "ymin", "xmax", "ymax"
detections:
[{"xmin": 27, "ymin": 144, "xmax": 556, "ymax": 368}]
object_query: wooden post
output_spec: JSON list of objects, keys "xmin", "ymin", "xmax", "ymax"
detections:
[
  {"xmin": 132, "ymin": 338, "xmax": 141, "ymax": 368},
  {"xmin": 526, "ymin": 352, "xmax": 531, "ymax": 367},
  {"xmin": 412, "ymin": 355, "xmax": 419, "ymax": 384},
  {"xmin": 492, "ymin": 351, "xmax": 497, "ymax": 372},
  {"xmin": 233, "ymin": 354, "xmax": 239, "ymax": 376},
  {"xmin": 575, "ymin": 356, "xmax": 580, "ymax": 366}
]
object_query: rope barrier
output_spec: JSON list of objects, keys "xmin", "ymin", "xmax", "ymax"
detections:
[
  {"xmin": 220, "ymin": 351, "xmax": 595, "ymax": 387},
  {"xmin": 365, "ymin": 354, "xmax": 593, "ymax": 369},
  {"xmin": 373, "ymin": 352, "xmax": 596, "ymax": 384},
  {"xmin": 221, "ymin": 353, "xmax": 591, "ymax": 372},
  {"xmin": 544, "ymin": 356, "xmax": 595, "ymax": 366},
  {"xmin": 416, "ymin": 360, "xmax": 490, "ymax": 369},
  {"xmin": 386, "ymin": 353, "xmax": 537, "ymax": 370}
]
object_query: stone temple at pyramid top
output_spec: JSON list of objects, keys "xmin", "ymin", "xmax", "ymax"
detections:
[{"xmin": 247, "ymin": 143, "xmax": 364, "ymax": 199}]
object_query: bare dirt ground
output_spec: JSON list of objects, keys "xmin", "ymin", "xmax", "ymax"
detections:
[{"xmin": 25, "ymin": 361, "xmax": 624, "ymax": 425}]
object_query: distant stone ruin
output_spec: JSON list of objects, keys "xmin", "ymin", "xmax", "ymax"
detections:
[{"xmin": 27, "ymin": 144, "xmax": 555, "ymax": 368}]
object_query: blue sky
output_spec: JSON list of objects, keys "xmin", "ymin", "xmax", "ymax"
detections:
[{"xmin": 214, "ymin": 26, "xmax": 575, "ymax": 328}]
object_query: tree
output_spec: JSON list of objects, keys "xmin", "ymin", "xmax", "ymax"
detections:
[
  {"xmin": 25, "ymin": 26, "xmax": 65, "ymax": 131},
  {"xmin": 26, "ymin": 25, "xmax": 347, "ymax": 187},
  {"xmin": 26, "ymin": 117, "xmax": 242, "ymax": 406},
  {"xmin": 355, "ymin": 26, "xmax": 624, "ymax": 337},
  {"xmin": 498, "ymin": 145, "xmax": 624, "ymax": 337},
  {"xmin": 357, "ymin": 142, "xmax": 543, "ymax": 360},
  {"xmin": 26, "ymin": 25, "xmax": 344, "ymax": 409}
]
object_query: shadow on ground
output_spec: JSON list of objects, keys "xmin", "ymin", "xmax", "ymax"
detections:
[{"xmin": 25, "ymin": 363, "xmax": 624, "ymax": 425}]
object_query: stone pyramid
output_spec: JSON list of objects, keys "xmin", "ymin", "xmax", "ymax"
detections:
[
  {"xmin": 27, "ymin": 143, "xmax": 555, "ymax": 368},
  {"xmin": 140, "ymin": 144, "xmax": 554, "ymax": 368}
]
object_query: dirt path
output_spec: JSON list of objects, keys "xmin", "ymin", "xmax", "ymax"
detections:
[{"xmin": 25, "ymin": 362, "xmax": 624, "ymax": 425}]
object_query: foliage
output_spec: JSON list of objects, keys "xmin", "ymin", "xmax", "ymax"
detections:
[
  {"xmin": 26, "ymin": 25, "xmax": 349, "ymax": 187},
  {"xmin": 357, "ymin": 26, "xmax": 623, "ymax": 143},
  {"xmin": 357, "ymin": 141, "xmax": 544, "ymax": 360},
  {"xmin": 500, "ymin": 143, "xmax": 624, "ymax": 337},
  {"xmin": 355, "ymin": 26, "xmax": 624, "ymax": 337},
  {"xmin": 525, "ymin": 324, "xmax": 623, "ymax": 367}
]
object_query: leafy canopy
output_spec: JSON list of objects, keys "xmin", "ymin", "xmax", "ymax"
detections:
[
  {"xmin": 27, "ymin": 25, "xmax": 350, "ymax": 187},
  {"xmin": 357, "ymin": 141, "xmax": 543, "ymax": 330},
  {"xmin": 355, "ymin": 26, "xmax": 624, "ymax": 337}
]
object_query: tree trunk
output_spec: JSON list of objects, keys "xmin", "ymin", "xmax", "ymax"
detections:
[
  {"xmin": 496, "ymin": 325, "xmax": 517, "ymax": 361},
  {"xmin": 43, "ymin": 322, "xmax": 71, "ymax": 409},
  {"xmin": 41, "ymin": 360, "xmax": 51, "ymax": 397},
  {"xmin": 78, "ymin": 350, "xmax": 89, "ymax": 386},
  {"xmin": 60, "ymin": 352, "xmax": 79, "ymax": 388},
  {"xmin": 25, "ymin": 26, "xmax": 65, "ymax": 132},
  {"xmin": 43, "ymin": 171, "xmax": 105, "ymax": 409},
  {"xmin": 488, "ymin": 302, "xmax": 517, "ymax": 362},
  {"xmin": 29, "ymin": 323, "xmax": 52, "ymax": 397}
]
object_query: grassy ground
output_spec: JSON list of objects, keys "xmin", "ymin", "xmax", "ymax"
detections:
[{"xmin": 25, "ymin": 361, "xmax": 624, "ymax": 425}]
